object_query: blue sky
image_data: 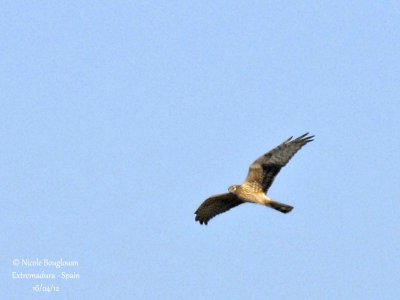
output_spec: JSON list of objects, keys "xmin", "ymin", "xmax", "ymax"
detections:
[{"xmin": 1, "ymin": 1, "xmax": 399, "ymax": 299}]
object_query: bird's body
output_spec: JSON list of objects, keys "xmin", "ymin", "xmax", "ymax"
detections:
[
  {"xmin": 195, "ymin": 133, "xmax": 314, "ymax": 225},
  {"xmin": 229, "ymin": 183, "xmax": 267, "ymax": 205}
]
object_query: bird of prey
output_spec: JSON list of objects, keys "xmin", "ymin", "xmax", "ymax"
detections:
[{"xmin": 194, "ymin": 133, "xmax": 314, "ymax": 225}]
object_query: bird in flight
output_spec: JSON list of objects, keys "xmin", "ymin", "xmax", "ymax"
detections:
[{"xmin": 194, "ymin": 133, "xmax": 314, "ymax": 225}]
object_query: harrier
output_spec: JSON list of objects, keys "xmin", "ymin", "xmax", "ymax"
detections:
[{"xmin": 195, "ymin": 133, "xmax": 314, "ymax": 225}]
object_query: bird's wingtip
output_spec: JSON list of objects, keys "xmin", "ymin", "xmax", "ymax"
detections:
[{"xmin": 300, "ymin": 132, "xmax": 315, "ymax": 142}]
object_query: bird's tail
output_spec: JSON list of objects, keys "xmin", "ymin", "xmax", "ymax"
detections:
[{"xmin": 268, "ymin": 200, "xmax": 293, "ymax": 214}]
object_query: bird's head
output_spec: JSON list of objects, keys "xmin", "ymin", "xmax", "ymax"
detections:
[{"xmin": 228, "ymin": 185, "xmax": 239, "ymax": 194}]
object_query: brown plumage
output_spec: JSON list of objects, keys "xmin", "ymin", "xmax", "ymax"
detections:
[{"xmin": 195, "ymin": 133, "xmax": 314, "ymax": 225}]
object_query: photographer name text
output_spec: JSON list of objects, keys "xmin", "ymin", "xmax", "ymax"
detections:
[{"xmin": 13, "ymin": 258, "xmax": 78, "ymax": 268}]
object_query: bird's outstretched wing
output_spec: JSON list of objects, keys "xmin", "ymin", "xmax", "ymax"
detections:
[
  {"xmin": 195, "ymin": 193, "xmax": 244, "ymax": 225},
  {"xmin": 246, "ymin": 133, "xmax": 314, "ymax": 193}
]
